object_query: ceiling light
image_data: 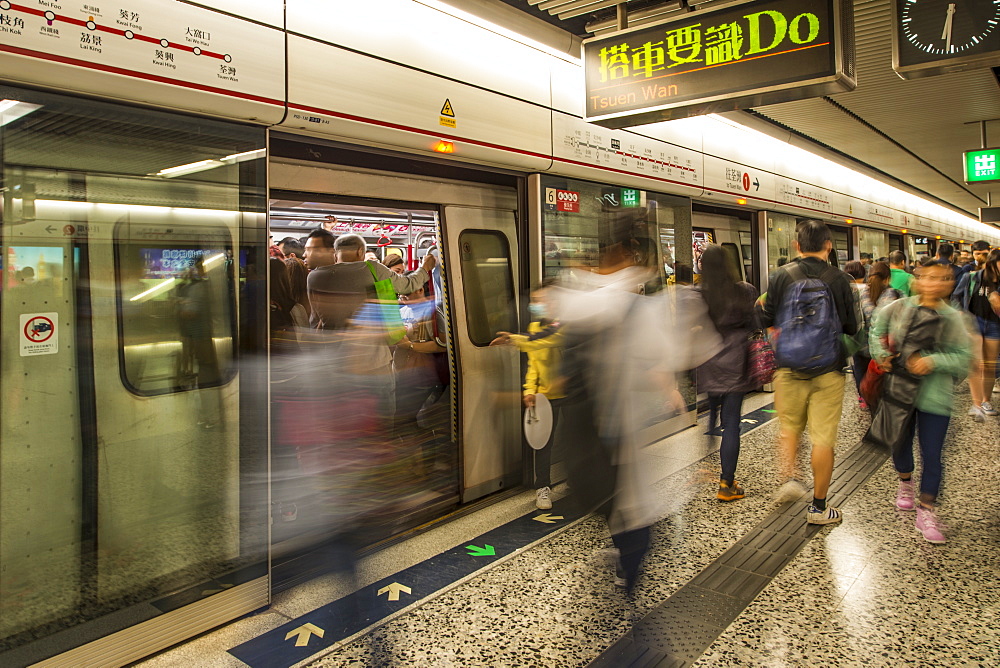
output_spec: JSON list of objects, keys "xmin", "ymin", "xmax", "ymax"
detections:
[
  {"xmin": 0, "ymin": 99, "xmax": 42, "ymax": 127},
  {"xmin": 221, "ymin": 148, "xmax": 265, "ymax": 164},
  {"xmin": 154, "ymin": 159, "xmax": 225, "ymax": 178}
]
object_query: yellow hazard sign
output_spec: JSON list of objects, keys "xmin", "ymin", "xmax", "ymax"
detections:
[{"xmin": 440, "ymin": 99, "xmax": 455, "ymax": 117}]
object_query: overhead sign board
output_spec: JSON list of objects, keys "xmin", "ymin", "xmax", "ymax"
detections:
[
  {"xmin": 891, "ymin": 0, "xmax": 1000, "ymax": 80},
  {"xmin": 980, "ymin": 207, "xmax": 1000, "ymax": 225},
  {"xmin": 582, "ymin": 0, "xmax": 855, "ymax": 128},
  {"xmin": 964, "ymin": 148, "xmax": 1000, "ymax": 184}
]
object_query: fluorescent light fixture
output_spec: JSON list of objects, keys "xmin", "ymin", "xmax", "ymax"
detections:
[
  {"xmin": 221, "ymin": 148, "xmax": 265, "ymax": 163},
  {"xmin": 130, "ymin": 277, "xmax": 176, "ymax": 302},
  {"xmin": 154, "ymin": 147, "xmax": 264, "ymax": 177},
  {"xmin": 413, "ymin": 0, "xmax": 581, "ymax": 63},
  {"xmin": 155, "ymin": 159, "xmax": 225, "ymax": 178},
  {"xmin": 0, "ymin": 99, "xmax": 42, "ymax": 127}
]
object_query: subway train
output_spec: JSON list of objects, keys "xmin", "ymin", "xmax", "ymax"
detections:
[{"xmin": 2, "ymin": 1, "xmax": 999, "ymax": 666}]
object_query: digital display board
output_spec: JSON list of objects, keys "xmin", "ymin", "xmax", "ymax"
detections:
[
  {"xmin": 964, "ymin": 148, "xmax": 1000, "ymax": 184},
  {"xmin": 582, "ymin": 0, "xmax": 855, "ymax": 128}
]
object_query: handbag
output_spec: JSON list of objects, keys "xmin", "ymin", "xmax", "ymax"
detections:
[
  {"xmin": 859, "ymin": 358, "xmax": 884, "ymax": 408},
  {"xmin": 365, "ymin": 261, "xmax": 407, "ymax": 345},
  {"xmin": 747, "ymin": 309, "xmax": 776, "ymax": 386}
]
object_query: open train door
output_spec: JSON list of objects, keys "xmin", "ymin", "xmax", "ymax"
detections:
[{"xmin": 440, "ymin": 205, "xmax": 522, "ymax": 502}]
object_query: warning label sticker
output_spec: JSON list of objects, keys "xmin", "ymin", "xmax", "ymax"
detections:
[
  {"xmin": 440, "ymin": 98, "xmax": 456, "ymax": 128},
  {"xmin": 20, "ymin": 313, "xmax": 58, "ymax": 356}
]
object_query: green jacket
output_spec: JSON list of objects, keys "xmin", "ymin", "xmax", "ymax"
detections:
[
  {"xmin": 889, "ymin": 267, "xmax": 913, "ymax": 297},
  {"xmin": 869, "ymin": 297, "xmax": 972, "ymax": 415}
]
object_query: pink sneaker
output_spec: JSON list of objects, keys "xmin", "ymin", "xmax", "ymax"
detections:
[
  {"xmin": 916, "ymin": 506, "xmax": 946, "ymax": 544},
  {"xmin": 895, "ymin": 479, "xmax": 915, "ymax": 510}
]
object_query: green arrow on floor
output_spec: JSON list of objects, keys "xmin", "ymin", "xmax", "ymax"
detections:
[
  {"xmin": 466, "ymin": 544, "xmax": 496, "ymax": 557},
  {"xmin": 762, "ymin": 409, "xmax": 776, "ymax": 413}
]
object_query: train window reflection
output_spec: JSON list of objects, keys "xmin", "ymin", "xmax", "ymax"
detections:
[
  {"xmin": 116, "ymin": 234, "xmax": 237, "ymax": 396},
  {"xmin": 458, "ymin": 230, "xmax": 516, "ymax": 346}
]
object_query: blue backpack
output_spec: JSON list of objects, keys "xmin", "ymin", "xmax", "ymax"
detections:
[{"xmin": 774, "ymin": 263, "xmax": 842, "ymax": 375}]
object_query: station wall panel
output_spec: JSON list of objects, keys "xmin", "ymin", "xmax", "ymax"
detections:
[{"xmin": 281, "ymin": 34, "xmax": 552, "ymax": 172}]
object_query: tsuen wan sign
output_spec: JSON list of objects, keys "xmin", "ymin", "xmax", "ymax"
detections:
[{"xmin": 583, "ymin": 0, "xmax": 855, "ymax": 128}]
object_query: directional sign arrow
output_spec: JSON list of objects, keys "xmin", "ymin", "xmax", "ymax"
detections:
[
  {"xmin": 741, "ymin": 418, "xmax": 758, "ymax": 424},
  {"xmin": 753, "ymin": 178, "xmax": 760, "ymax": 191},
  {"xmin": 465, "ymin": 544, "xmax": 496, "ymax": 557},
  {"xmin": 377, "ymin": 582, "xmax": 412, "ymax": 601},
  {"xmin": 45, "ymin": 225, "xmax": 56, "ymax": 234},
  {"xmin": 533, "ymin": 513, "xmax": 564, "ymax": 524},
  {"xmin": 284, "ymin": 623, "xmax": 325, "ymax": 647}
]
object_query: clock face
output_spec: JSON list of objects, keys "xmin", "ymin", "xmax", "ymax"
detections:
[{"xmin": 896, "ymin": 0, "xmax": 1000, "ymax": 66}]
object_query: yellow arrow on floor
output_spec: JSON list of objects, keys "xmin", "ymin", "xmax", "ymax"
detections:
[
  {"xmin": 533, "ymin": 513, "xmax": 564, "ymax": 523},
  {"xmin": 284, "ymin": 623, "xmax": 325, "ymax": 647},
  {"xmin": 377, "ymin": 582, "xmax": 412, "ymax": 601}
]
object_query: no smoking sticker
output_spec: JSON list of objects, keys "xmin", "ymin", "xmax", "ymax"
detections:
[{"xmin": 20, "ymin": 313, "xmax": 58, "ymax": 356}]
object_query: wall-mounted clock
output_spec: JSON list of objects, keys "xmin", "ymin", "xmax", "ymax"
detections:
[{"xmin": 892, "ymin": 0, "xmax": 1000, "ymax": 79}]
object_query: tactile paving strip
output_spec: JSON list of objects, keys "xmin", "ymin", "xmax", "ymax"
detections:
[{"xmin": 588, "ymin": 439, "xmax": 890, "ymax": 668}]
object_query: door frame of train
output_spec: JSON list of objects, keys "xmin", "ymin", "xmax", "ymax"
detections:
[
  {"xmin": 438, "ymin": 206, "xmax": 523, "ymax": 502},
  {"xmin": 267, "ymin": 138, "xmax": 526, "ymax": 506}
]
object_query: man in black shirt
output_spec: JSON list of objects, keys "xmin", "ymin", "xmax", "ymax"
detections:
[{"xmin": 759, "ymin": 220, "xmax": 858, "ymax": 525}]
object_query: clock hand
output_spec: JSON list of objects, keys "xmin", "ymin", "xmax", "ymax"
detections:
[{"xmin": 941, "ymin": 3, "xmax": 956, "ymax": 51}]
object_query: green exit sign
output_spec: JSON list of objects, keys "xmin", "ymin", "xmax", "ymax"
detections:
[
  {"xmin": 964, "ymin": 148, "xmax": 1000, "ymax": 184},
  {"xmin": 621, "ymin": 188, "xmax": 640, "ymax": 207}
]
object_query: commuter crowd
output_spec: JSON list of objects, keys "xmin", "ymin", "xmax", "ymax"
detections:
[
  {"xmin": 495, "ymin": 218, "xmax": 997, "ymax": 589},
  {"xmin": 262, "ymin": 214, "xmax": 999, "ymax": 593}
]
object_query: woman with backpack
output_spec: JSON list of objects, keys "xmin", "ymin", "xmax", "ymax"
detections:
[
  {"xmin": 955, "ymin": 249, "xmax": 1000, "ymax": 421},
  {"xmin": 696, "ymin": 245, "xmax": 759, "ymax": 502},
  {"xmin": 868, "ymin": 259, "xmax": 972, "ymax": 543}
]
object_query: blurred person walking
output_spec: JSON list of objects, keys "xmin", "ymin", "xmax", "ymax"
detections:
[
  {"xmin": 954, "ymin": 248, "xmax": 1000, "ymax": 420},
  {"xmin": 556, "ymin": 210, "xmax": 720, "ymax": 591},
  {"xmin": 868, "ymin": 259, "xmax": 972, "ymax": 543},
  {"xmin": 844, "ymin": 260, "xmax": 871, "ymax": 405},
  {"xmin": 696, "ymin": 245, "xmax": 759, "ymax": 501},
  {"xmin": 758, "ymin": 220, "xmax": 858, "ymax": 525}
]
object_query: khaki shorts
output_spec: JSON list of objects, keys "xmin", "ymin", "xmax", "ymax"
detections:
[{"xmin": 773, "ymin": 369, "xmax": 845, "ymax": 449}]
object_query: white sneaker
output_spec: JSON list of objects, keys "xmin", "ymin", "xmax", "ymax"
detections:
[
  {"xmin": 981, "ymin": 401, "xmax": 998, "ymax": 416},
  {"xmin": 970, "ymin": 405, "xmax": 987, "ymax": 422},
  {"xmin": 774, "ymin": 479, "xmax": 807, "ymax": 504},
  {"xmin": 535, "ymin": 486, "xmax": 552, "ymax": 510},
  {"xmin": 994, "ymin": 378, "xmax": 1000, "ymax": 395}
]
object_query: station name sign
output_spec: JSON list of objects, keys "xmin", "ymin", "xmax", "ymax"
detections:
[{"xmin": 583, "ymin": 0, "xmax": 855, "ymax": 128}]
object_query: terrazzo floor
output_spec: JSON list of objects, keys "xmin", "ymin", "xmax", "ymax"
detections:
[{"xmin": 137, "ymin": 384, "xmax": 1000, "ymax": 668}]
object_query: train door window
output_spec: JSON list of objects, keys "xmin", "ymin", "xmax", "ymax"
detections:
[
  {"xmin": 458, "ymin": 230, "xmax": 516, "ymax": 346},
  {"xmin": 692, "ymin": 210, "xmax": 751, "ymax": 283},
  {"xmin": 539, "ymin": 176, "xmax": 690, "ymax": 290},
  {"xmin": 888, "ymin": 233, "xmax": 904, "ymax": 254},
  {"xmin": 829, "ymin": 225, "xmax": 850, "ymax": 268},
  {"xmin": 116, "ymin": 239, "xmax": 236, "ymax": 396},
  {"xmin": 859, "ymin": 227, "xmax": 888, "ymax": 263},
  {"xmin": 765, "ymin": 213, "xmax": 797, "ymax": 279}
]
